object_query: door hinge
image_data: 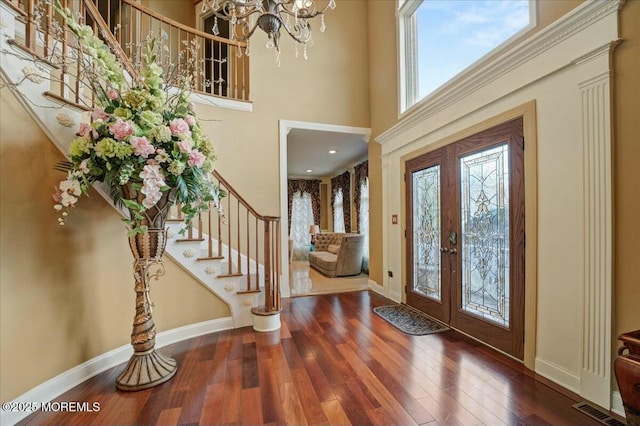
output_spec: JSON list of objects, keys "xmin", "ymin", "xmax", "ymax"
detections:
[
  {"xmin": 522, "ymin": 136, "xmax": 525, "ymax": 151},
  {"xmin": 404, "ymin": 229, "xmax": 407, "ymax": 238}
]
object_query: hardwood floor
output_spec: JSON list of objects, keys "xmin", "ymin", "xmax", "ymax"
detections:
[
  {"xmin": 20, "ymin": 291, "xmax": 606, "ymax": 425},
  {"xmin": 289, "ymin": 261, "xmax": 369, "ymax": 297}
]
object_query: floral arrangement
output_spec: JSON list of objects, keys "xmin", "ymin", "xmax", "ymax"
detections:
[{"xmin": 52, "ymin": 5, "xmax": 221, "ymax": 235}]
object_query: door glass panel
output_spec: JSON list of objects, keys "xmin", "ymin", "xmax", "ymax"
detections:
[
  {"xmin": 412, "ymin": 165, "xmax": 441, "ymax": 300},
  {"xmin": 460, "ymin": 144, "xmax": 510, "ymax": 327}
]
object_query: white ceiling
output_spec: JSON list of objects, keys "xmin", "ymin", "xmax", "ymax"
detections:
[{"xmin": 287, "ymin": 129, "xmax": 368, "ymax": 178}]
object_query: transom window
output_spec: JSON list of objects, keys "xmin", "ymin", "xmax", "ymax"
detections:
[{"xmin": 398, "ymin": 0, "xmax": 535, "ymax": 113}]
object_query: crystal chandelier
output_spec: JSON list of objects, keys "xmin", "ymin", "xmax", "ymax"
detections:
[{"xmin": 201, "ymin": 0, "xmax": 336, "ymax": 59}]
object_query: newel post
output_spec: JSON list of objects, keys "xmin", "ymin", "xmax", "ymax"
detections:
[{"xmin": 251, "ymin": 217, "xmax": 281, "ymax": 332}]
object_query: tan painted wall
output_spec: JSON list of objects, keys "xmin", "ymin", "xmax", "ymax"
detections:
[
  {"xmin": 197, "ymin": 2, "xmax": 370, "ymax": 215},
  {"xmin": 142, "ymin": 0, "xmax": 196, "ymax": 27},
  {"xmin": 613, "ymin": 0, "xmax": 640, "ymax": 346},
  {"xmin": 367, "ymin": 0, "xmax": 398, "ymax": 287},
  {"xmin": 0, "ymin": 89, "xmax": 230, "ymax": 401}
]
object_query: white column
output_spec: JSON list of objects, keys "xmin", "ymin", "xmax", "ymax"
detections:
[{"xmin": 578, "ymin": 54, "xmax": 614, "ymax": 409}]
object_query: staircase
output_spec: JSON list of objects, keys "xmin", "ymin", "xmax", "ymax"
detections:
[{"xmin": 0, "ymin": 0, "xmax": 281, "ymax": 330}]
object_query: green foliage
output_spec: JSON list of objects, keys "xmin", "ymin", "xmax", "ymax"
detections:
[{"xmin": 52, "ymin": 5, "xmax": 224, "ymax": 230}]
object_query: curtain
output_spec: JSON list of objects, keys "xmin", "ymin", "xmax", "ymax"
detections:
[
  {"xmin": 359, "ymin": 178, "xmax": 369, "ymax": 273},
  {"xmin": 333, "ymin": 188, "xmax": 345, "ymax": 233},
  {"xmin": 331, "ymin": 171, "xmax": 351, "ymax": 232},
  {"xmin": 290, "ymin": 191, "xmax": 314, "ymax": 260},
  {"xmin": 287, "ymin": 179, "xmax": 321, "ymax": 233},
  {"xmin": 353, "ymin": 160, "xmax": 368, "ymax": 231}
]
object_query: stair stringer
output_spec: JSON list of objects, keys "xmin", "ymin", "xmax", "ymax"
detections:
[
  {"xmin": 165, "ymin": 222, "xmax": 265, "ymax": 329},
  {"xmin": 0, "ymin": 2, "xmax": 264, "ymax": 329}
]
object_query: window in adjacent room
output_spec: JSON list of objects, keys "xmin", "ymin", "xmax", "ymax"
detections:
[
  {"xmin": 291, "ymin": 191, "xmax": 314, "ymax": 260},
  {"xmin": 398, "ymin": 0, "xmax": 535, "ymax": 112},
  {"xmin": 333, "ymin": 188, "xmax": 346, "ymax": 233}
]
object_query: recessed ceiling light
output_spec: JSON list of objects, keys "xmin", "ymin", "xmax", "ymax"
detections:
[
  {"xmin": 306, "ymin": 169, "xmax": 313, "ymax": 173},
  {"xmin": 328, "ymin": 149, "xmax": 337, "ymax": 154}
]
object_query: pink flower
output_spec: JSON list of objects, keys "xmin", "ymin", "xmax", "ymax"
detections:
[
  {"xmin": 129, "ymin": 136, "xmax": 155, "ymax": 158},
  {"xmin": 106, "ymin": 88, "xmax": 120, "ymax": 100},
  {"xmin": 91, "ymin": 106, "xmax": 110, "ymax": 122},
  {"xmin": 141, "ymin": 183, "xmax": 162, "ymax": 208},
  {"xmin": 140, "ymin": 164, "xmax": 165, "ymax": 184},
  {"xmin": 170, "ymin": 118, "xmax": 190, "ymax": 136},
  {"xmin": 188, "ymin": 150, "xmax": 206, "ymax": 168},
  {"xmin": 177, "ymin": 139, "xmax": 193, "ymax": 154},
  {"xmin": 78, "ymin": 122, "xmax": 91, "ymax": 136},
  {"xmin": 109, "ymin": 118, "xmax": 134, "ymax": 141},
  {"xmin": 185, "ymin": 115, "xmax": 196, "ymax": 126},
  {"xmin": 140, "ymin": 164, "xmax": 167, "ymax": 209}
]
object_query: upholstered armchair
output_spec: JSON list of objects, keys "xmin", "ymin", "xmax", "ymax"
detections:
[{"xmin": 309, "ymin": 233, "xmax": 365, "ymax": 277}]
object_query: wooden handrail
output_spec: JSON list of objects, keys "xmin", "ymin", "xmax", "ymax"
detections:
[
  {"xmin": 120, "ymin": 0, "xmax": 247, "ymax": 48},
  {"xmin": 213, "ymin": 170, "xmax": 273, "ymax": 221},
  {"xmin": 82, "ymin": 0, "xmax": 138, "ymax": 80}
]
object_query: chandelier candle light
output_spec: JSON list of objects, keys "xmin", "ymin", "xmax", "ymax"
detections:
[{"xmin": 201, "ymin": 0, "xmax": 336, "ymax": 62}]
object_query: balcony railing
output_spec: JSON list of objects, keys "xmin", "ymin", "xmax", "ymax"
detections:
[{"xmin": 7, "ymin": 0, "xmax": 250, "ymax": 108}]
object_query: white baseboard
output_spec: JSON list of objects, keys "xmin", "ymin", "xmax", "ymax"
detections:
[
  {"xmin": 0, "ymin": 317, "xmax": 234, "ymax": 426},
  {"xmin": 368, "ymin": 280, "xmax": 387, "ymax": 298},
  {"xmin": 611, "ymin": 390, "xmax": 626, "ymax": 418},
  {"xmin": 534, "ymin": 356, "xmax": 581, "ymax": 394}
]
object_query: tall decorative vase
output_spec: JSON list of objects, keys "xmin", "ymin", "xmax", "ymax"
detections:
[
  {"xmin": 614, "ymin": 330, "xmax": 640, "ymax": 425},
  {"xmin": 116, "ymin": 184, "xmax": 178, "ymax": 391}
]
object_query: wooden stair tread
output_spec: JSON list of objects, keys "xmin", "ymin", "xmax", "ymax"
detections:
[{"xmin": 197, "ymin": 256, "xmax": 224, "ymax": 261}]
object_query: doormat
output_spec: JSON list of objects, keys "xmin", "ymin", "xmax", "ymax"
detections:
[{"xmin": 373, "ymin": 304, "xmax": 449, "ymax": 335}]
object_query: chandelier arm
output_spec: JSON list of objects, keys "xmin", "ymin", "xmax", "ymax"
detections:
[
  {"xmin": 279, "ymin": 19, "xmax": 311, "ymax": 44},
  {"xmin": 209, "ymin": 2, "xmax": 263, "ymax": 22},
  {"xmin": 277, "ymin": 0, "xmax": 334, "ymax": 19},
  {"xmin": 234, "ymin": 19, "xmax": 262, "ymax": 42}
]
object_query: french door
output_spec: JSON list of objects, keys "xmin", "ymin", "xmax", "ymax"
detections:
[{"xmin": 406, "ymin": 118, "xmax": 525, "ymax": 359}]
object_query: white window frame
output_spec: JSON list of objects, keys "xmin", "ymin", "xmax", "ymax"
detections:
[{"xmin": 397, "ymin": 0, "xmax": 537, "ymax": 115}]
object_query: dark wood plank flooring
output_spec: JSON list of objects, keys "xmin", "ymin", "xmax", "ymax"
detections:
[{"xmin": 20, "ymin": 291, "xmax": 606, "ymax": 425}]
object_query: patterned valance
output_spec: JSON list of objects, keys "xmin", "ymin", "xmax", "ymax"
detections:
[{"xmin": 287, "ymin": 179, "xmax": 321, "ymax": 233}]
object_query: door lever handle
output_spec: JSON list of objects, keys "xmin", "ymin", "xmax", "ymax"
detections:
[
  {"xmin": 449, "ymin": 248, "xmax": 457, "ymax": 254},
  {"xmin": 449, "ymin": 231, "xmax": 457, "ymax": 246},
  {"xmin": 440, "ymin": 247, "xmax": 450, "ymax": 253}
]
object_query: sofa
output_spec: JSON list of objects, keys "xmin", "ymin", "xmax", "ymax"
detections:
[{"xmin": 309, "ymin": 232, "xmax": 365, "ymax": 277}]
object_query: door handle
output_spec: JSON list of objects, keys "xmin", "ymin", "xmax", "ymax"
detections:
[
  {"xmin": 440, "ymin": 247, "xmax": 450, "ymax": 253},
  {"xmin": 449, "ymin": 231, "xmax": 457, "ymax": 246},
  {"xmin": 449, "ymin": 248, "xmax": 457, "ymax": 254}
]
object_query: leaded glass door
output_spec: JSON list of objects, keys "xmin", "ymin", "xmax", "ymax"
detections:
[
  {"xmin": 406, "ymin": 149, "xmax": 450, "ymax": 323},
  {"xmin": 406, "ymin": 118, "xmax": 525, "ymax": 359}
]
